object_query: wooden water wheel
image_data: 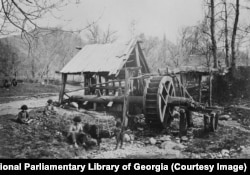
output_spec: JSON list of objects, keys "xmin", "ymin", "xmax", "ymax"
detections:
[{"xmin": 143, "ymin": 76, "xmax": 179, "ymax": 128}]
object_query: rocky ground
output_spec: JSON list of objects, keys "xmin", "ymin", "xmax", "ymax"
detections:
[
  {"xmin": 0, "ymin": 82, "xmax": 250, "ymax": 159},
  {"xmin": 0, "ymin": 96, "xmax": 250, "ymax": 159}
]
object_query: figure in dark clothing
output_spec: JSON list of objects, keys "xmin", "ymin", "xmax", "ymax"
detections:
[
  {"xmin": 16, "ymin": 105, "xmax": 33, "ymax": 124},
  {"xmin": 12, "ymin": 79, "xmax": 17, "ymax": 87}
]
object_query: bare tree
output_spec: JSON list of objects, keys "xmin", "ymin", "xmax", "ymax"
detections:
[
  {"xmin": 209, "ymin": 0, "xmax": 218, "ymax": 68},
  {"xmin": 102, "ymin": 25, "xmax": 117, "ymax": 44},
  {"xmin": 231, "ymin": 0, "xmax": 240, "ymax": 70},
  {"xmin": 85, "ymin": 23, "xmax": 117, "ymax": 44},
  {"xmin": 222, "ymin": 0, "xmax": 230, "ymax": 67}
]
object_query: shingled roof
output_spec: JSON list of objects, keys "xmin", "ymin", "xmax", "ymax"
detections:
[{"xmin": 60, "ymin": 38, "xmax": 150, "ymax": 76}]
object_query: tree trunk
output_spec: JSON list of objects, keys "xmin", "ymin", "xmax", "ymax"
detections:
[
  {"xmin": 224, "ymin": 0, "xmax": 230, "ymax": 67},
  {"xmin": 31, "ymin": 59, "xmax": 36, "ymax": 79},
  {"xmin": 210, "ymin": 0, "xmax": 218, "ymax": 68},
  {"xmin": 231, "ymin": 0, "xmax": 240, "ymax": 71}
]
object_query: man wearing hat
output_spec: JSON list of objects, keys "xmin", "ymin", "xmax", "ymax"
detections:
[{"xmin": 67, "ymin": 116, "xmax": 88, "ymax": 148}]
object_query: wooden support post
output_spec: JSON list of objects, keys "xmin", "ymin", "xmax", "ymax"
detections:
[
  {"xmin": 209, "ymin": 73, "xmax": 213, "ymax": 106},
  {"xmin": 179, "ymin": 109, "xmax": 187, "ymax": 137},
  {"xmin": 203, "ymin": 114, "xmax": 210, "ymax": 133},
  {"xmin": 112, "ymin": 78, "xmax": 116, "ymax": 95},
  {"xmin": 198, "ymin": 74, "xmax": 202, "ymax": 103},
  {"xmin": 122, "ymin": 68, "xmax": 130, "ymax": 128},
  {"xmin": 99, "ymin": 75, "xmax": 103, "ymax": 94},
  {"xmin": 186, "ymin": 109, "xmax": 194, "ymax": 128},
  {"xmin": 105, "ymin": 77, "xmax": 109, "ymax": 95},
  {"xmin": 135, "ymin": 43, "xmax": 143, "ymax": 93},
  {"xmin": 209, "ymin": 111, "xmax": 219, "ymax": 132},
  {"xmin": 59, "ymin": 73, "xmax": 67, "ymax": 103}
]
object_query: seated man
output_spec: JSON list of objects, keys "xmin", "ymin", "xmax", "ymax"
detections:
[
  {"xmin": 43, "ymin": 99, "xmax": 56, "ymax": 116},
  {"xmin": 67, "ymin": 116, "xmax": 88, "ymax": 148},
  {"xmin": 16, "ymin": 105, "xmax": 33, "ymax": 124}
]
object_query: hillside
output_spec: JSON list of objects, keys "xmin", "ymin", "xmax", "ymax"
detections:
[{"xmin": 0, "ymin": 28, "xmax": 83, "ymax": 81}]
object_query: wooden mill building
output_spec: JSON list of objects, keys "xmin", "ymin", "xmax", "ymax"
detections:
[{"xmin": 58, "ymin": 38, "xmax": 150, "ymax": 112}]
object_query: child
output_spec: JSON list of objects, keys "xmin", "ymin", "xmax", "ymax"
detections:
[
  {"xmin": 44, "ymin": 99, "xmax": 56, "ymax": 116},
  {"xmin": 67, "ymin": 116, "xmax": 87, "ymax": 148},
  {"xmin": 16, "ymin": 105, "xmax": 33, "ymax": 124}
]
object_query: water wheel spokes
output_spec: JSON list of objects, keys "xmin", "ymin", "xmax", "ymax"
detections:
[{"xmin": 144, "ymin": 76, "xmax": 176, "ymax": 127}]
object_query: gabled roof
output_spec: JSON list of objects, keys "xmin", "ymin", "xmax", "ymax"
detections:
[{"xmin": 60, "ymin": 38, "xmax": 150, "ymax": 76}]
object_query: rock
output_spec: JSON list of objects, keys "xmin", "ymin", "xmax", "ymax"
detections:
[
  {"xmin": 149, "ymin": 138, "xmax": 156, "ymax": 145},
  {"xmin": 223, "ymin": 154, "xmax": 230, "ymax": 158},
  {"xmin": 200, "ymin": 153, "xmax": 208, "ymax": 158},
  {"xmin": 123, "ymin": 134, "xmax": 131, "ymax": 142},
  {"xmin": 216, "ymin": 153, "xmax": 222, "ymax": 159},
  {"xmin": 159, "ymin": 135, "xmax": 171, "ymax": 141},
  {"xmin": 230, "ymin": 148, "xmax": 236, "ymax": 153},
  {"xmin": 137, "ymin": 127, "xmax": 144, "ymax": 131},
  {"xmin": 175, "ymin": 138, "xmax": 180, "ymax": 143},
  {"xmin": 219, "ymin": 115, "xmax": 230, "ymax": 120},
  {"xmin": 173, "ymin": 144, "xmax": 186, "ymax": 151},
  {"xmin": 237, "ymin": 113, "xmax": 243, "ymax": 117},
  {"xmin": 207, "ymin": 153, "xmax": 214, "ymax": 159},
  {"xmin": 160, "ymin": 141, "xmax": 184, "ymax": 150},
  {"xmin": 230, "ymin": 152, "xmax": 238, "ymax": 158},
  {"xmin": 221, "ymin": 149, "xmax": 230, "ymax": 156},
  {"xmin": 181, "ymin": 136, "xmax": 188, "ymax": 142},
  {"xmin": 240, "ymin": 146, "xmax": 245, "ymax": 150}
]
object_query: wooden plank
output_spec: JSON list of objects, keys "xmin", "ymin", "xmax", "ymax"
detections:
[
  {"xmin": 120, "ymin": 67, "xmax": 142, "ymax": 71},
  {"xmin": 228, "ymin": 105, "xmax": 250, "ymax": 111}
]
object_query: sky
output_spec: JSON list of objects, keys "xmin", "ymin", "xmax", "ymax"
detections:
[{"xmin": 39, "ymin": 0, "xmax": 204, "ymax": 43}]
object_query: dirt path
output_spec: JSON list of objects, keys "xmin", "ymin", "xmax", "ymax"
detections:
[{"xmin": 0, "ymin": 95, "xmax": 58, "ymax": 116}]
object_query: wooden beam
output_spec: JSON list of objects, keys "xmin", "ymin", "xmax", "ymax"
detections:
[
  {"xmin": 135, "ymin": 43, "xmax": 141, "ymax": 68},
  {"xmin": 70, "ymin": 95, "xmax": 143, "ymax": 104},
  {"xmin": 209, "ymin": 73, "xmax": 213, "ymax": 106},
  {"xmin": 120, "ymin": 67, "xmax": 142, "ymax": 71},
  {"xmin": 59, "ymin": 73, "xmax": 67, "ymax": 103}
]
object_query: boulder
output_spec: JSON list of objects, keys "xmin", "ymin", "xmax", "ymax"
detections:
[
  {"xmin": 123, "ymin": 134, "xmax": 131, "ymax": 142},
  {"xmin": 172, "ymin": 144, "xmax": 186, "ymax": 151},
  {"xmin": 149, "ymin": 138, "xmax": 157, "ymax": 145},
  {"xmin": 159, "ymin": 135, "xmax": 171, "ymax": 142},
  {"xmin": 219, "ymin": 115, "xmax": 230, "ymax": 120},
  {"xmin": 221, "ymin": 149, "xmax": 230, "ymax": 156},
  {"xmin": 160, "ymin": 141, "xmax": 179, "ymax": 150},
  {"xmin": 181, "ymin": 136, "xmax": 188, "ymax": 142}
]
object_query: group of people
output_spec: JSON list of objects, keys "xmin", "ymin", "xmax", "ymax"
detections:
[
  {"xmin": 16, "ymin": 99, "xmax": 98, "ymax": 149},
  {"xmin": 3, "ymin": 79, "xmax": 17, "ymax": 88},
  {"xmin": 16, "ymin": 99, "xmax": 56, "ymax": 125},
  {"xmin": 16, "ymin": 98, "xmax": 132, "ymax": 149}
]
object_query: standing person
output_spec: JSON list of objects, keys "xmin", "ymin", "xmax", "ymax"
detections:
[
  {"xmin": 16, "ymin": 105, "xmax": 33, "ymax": 124},
  {"xmin": 67, "ymin": 116, "xmax": 87, "ymax": 148},
  {"xmin": 44, "ymin": 99, "xmax": 56, "ymax": 116}
]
